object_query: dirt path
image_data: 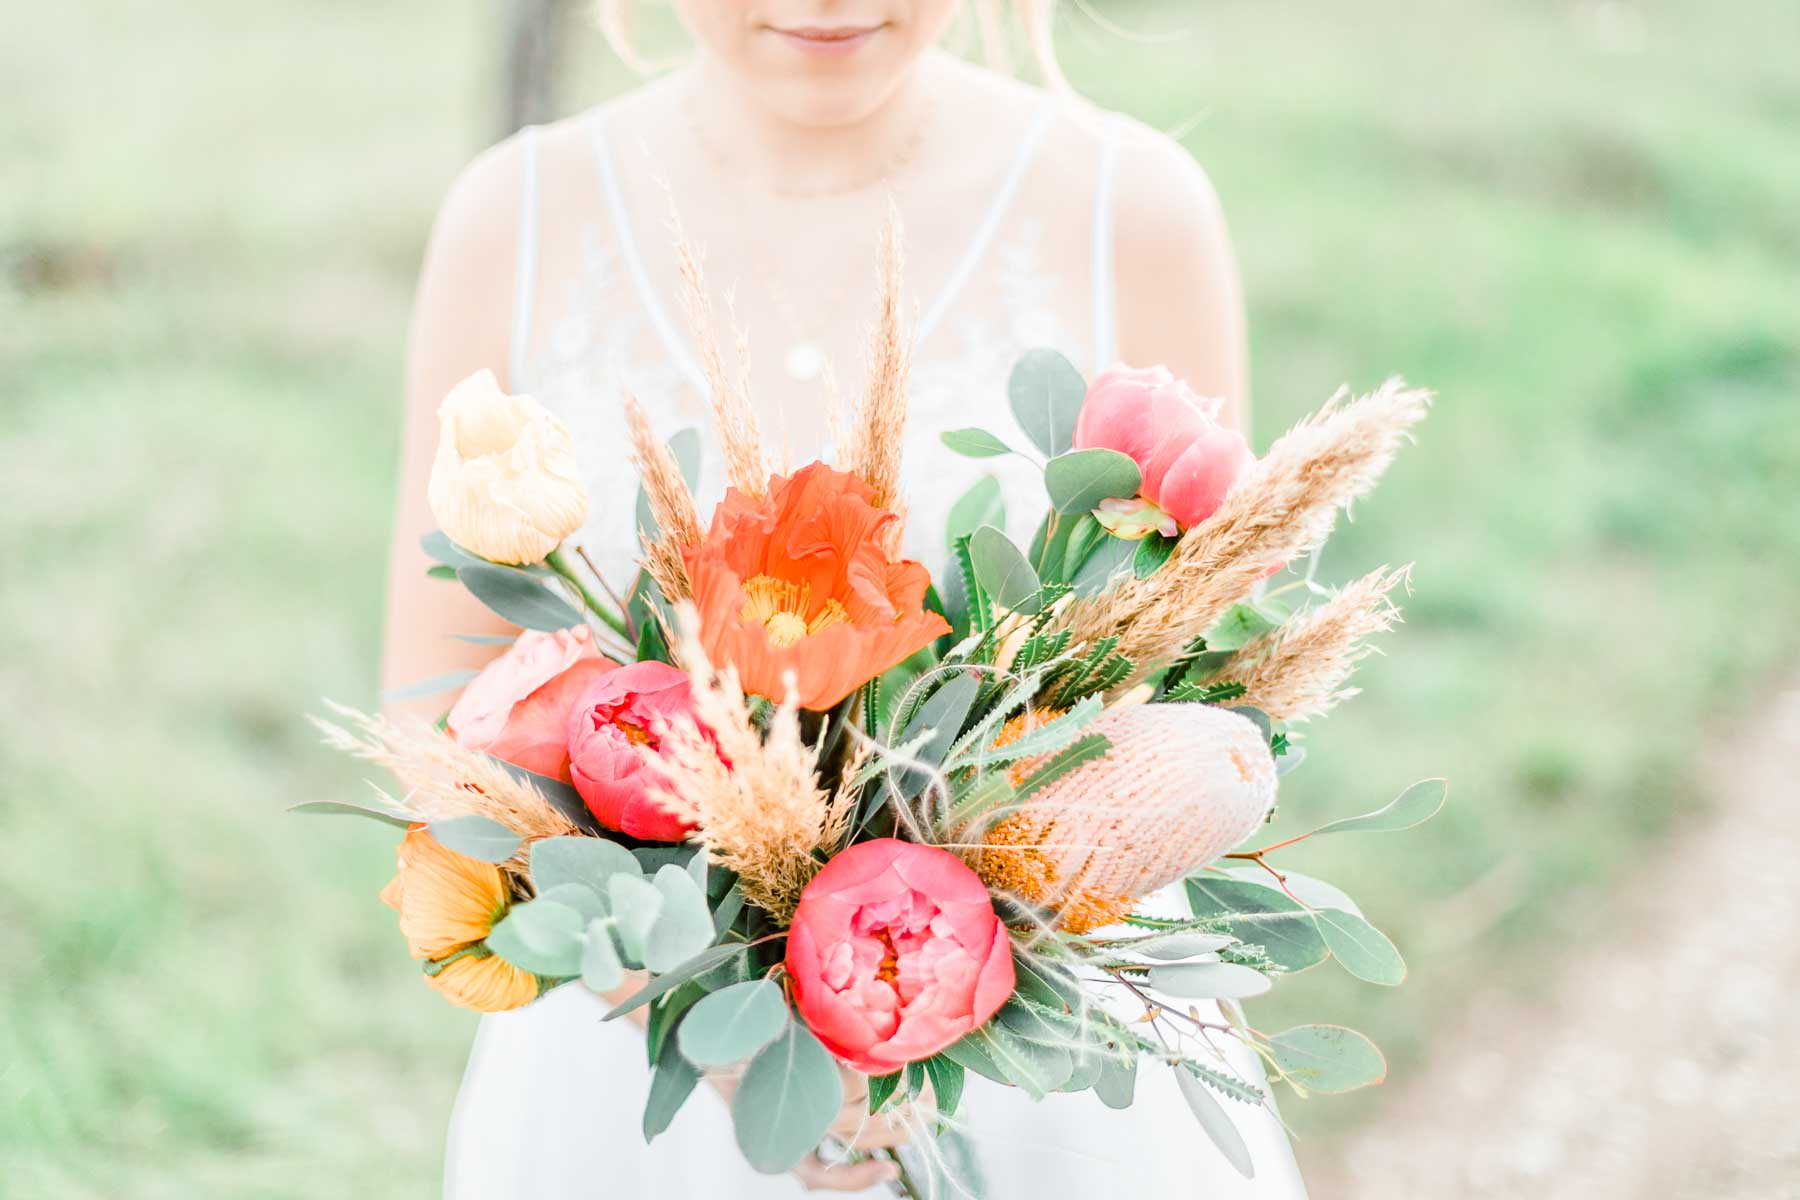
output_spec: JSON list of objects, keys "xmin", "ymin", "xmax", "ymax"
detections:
[{"xmin": 1302, "ymin": 676, "xmax": 1800, "ymax": 1199}]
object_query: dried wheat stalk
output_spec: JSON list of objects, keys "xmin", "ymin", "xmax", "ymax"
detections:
[
  {"xmin": 1218, "ymin": 565, "xmax": 1408, "ymax": 722},
  {"xmin": 841, "ymin": 208, "xmax": 913, "ymax": 520},
  {"xmin": 671, "ymin": 216, "xmax": 768, "ymax": 497},
  {"xmin": 624, "ymin": 392, "xmax": 701, "ymax": 603}
]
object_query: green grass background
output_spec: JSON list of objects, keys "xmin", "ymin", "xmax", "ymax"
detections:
[{"xmin": 4, "ymin": 1, "xmax": 1796, "ymax": 1194}]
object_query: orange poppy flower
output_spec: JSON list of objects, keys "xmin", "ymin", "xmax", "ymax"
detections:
[
  {"xmin": 684, "ymin": 463, "xmax": 949, "ymax": 710},
  {"xmin": 381, "ymin": 825, "xmax": 540, "ymax": 1013}
]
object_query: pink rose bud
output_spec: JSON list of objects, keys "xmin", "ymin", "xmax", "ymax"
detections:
[
  {"xmin": 1074, "ymin": 364, "xmax": 1255, "ymax": 534},
  {"xmin": 447, "ymin": 626, "xmax": 615, "ymax": 783},
  {"xmin": 566, "ymin": 661, "xmax": 702, "ymax": 843},
  {"xmin": 786, "ymin": 839, "xmax": 1015, "ymax": 1075}
]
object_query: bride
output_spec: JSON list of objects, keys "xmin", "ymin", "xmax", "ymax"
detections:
[{"xmin": 383, "ymin": 1, "xmax": 1306, "ymax": 1195}]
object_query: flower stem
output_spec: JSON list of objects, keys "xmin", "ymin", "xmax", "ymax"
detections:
[{"xmin": 546, "ymin": 547, "xmax": 631, "ymax": 639}]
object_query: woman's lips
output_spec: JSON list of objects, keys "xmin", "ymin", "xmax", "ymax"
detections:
[{"xmin": 767, "ymin": 25, "xmax": 884, "ymax": 57}]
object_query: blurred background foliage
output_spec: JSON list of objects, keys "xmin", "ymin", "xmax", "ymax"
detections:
[{"xmin": 4, "ymin": 1, "xmax": 1797, "ymax": 1195}]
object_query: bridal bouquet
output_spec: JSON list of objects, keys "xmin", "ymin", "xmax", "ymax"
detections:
[{"xmin": 309, "ymin": 230, "xmax": 1441, "ymax": 1192}]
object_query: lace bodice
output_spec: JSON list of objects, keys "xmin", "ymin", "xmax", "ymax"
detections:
[{"xmin": 510, "ymin": 92, "xmax": 1123, "ymax": 589}]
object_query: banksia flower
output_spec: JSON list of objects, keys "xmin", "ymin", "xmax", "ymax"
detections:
[
  {"xmin": 1055, "ymin": 380, "xmax": 1429, "ymax": 670},
  {"xmin": 972, "ymin": 705, "xmax": 1277, "ymax": 934},
  {"xmin": 381, "ymin": 825, "xmax": 540, "ymax": 1012},
  {"xmin": 1219, "ymin": 565, "xmax": 1409, "ymax": 722}
]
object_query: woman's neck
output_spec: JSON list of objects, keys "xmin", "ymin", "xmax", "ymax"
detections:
[{"xmin": 679, "ymin": 53, "xmax": 944, "ymax": 198}]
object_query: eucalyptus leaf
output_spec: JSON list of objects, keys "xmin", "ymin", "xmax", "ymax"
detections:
[
  {"xmin": 1268, "ymin": 1025, "xmax": 1388, "ymax": 1094},
  {"xmin": 608, "ymin": 873, "xmax": 665, "ymax": 965},
  {"xmin": 643, "ymin": 1053, "xmax": 701, "ymax": 1142},
  {"xmin": 421, "ymin": 530, "xmax": 482, "ymax": 569},
  {"xmin": 287, "ymin": 800, "xmax": 413, "ymax": 828},
  {"xmin": 1132, "ymin": 933, "xmax": 1238, "ymax": 961},
  {"xmin": 1206, "ymin": 603, "xmax": 1281, "ymax": 652},
  {"xmin": 1095, "ymin": 1055, "xmax": 1137, "ymax": 1109},
  {"xmin": 1221, "ymin": 867, "xmax": 1362, "ymax": 916},
  {"xmin": 458, "ymin": 563, "xmax": 583, "ymax": 631},
  {"xmin": 968, "ymin": 525, "xmax": 1042, "ymax": 615},
  {"xmin": 1174, "ymin": 1066, "xmax": 1256, "ymax": 1179},
  {"xmin": 485, "ymin": 899, "xmax": 585, "ymax": 977},
  {"xmin": 1307, "ymin": 779, "xmax": 1448, "ymax": 838},
  {"xmin": 605, "ymin": 942, "xmax": 752, "ymax": 1021},
  {"xmin": 380, "ymin": 669, "xmax": 478, "ymax": 705},
  {"xmin": 1045, "ymin": 448, "xmax": 1141, "ymax": 514},
  {"xmin": 1008, "ymin": 347, "xmax": 1086, "ymax": 457},
  {"xmin": 427, "ymin": 814, "xmax": 522, "ymax": 864},
  {"xmin": 945, "ymin": 475, "xmax": 1006, "ymax": 550},
  {"xmin": 1147, "ymin": 961, "xmax": 1273, "ymax": 999},
  {"xmin": 677, "ymin": 979, "xmax": 789, "ymax": 1067},
  {"xmin": 971, "ymin": 1017, "xmax": 1071, "ymax": 1099},
  {"xmin": 732, "ymin": 1024, "xmax": 845, "ymax": 1174},
  {"xmin": 1313, "ymin": 907, "xmax": 1407, "ymax": 986},
  {"xmin": 582, "ymin": 919, "xmax": 625, "ymax": 992},
  {"xmin": 941, "ymin": 428, "xmax": 1015, "ymax": 458},
  {"xmin": 1185, "ymin": 876, "xmax": 1330, "ymax": 973},
  {"xmin": 535, "ymin": 882, "xmax": 609, "ymax": 924},
  {"xmin": 645, "ymin": 864, "xmax": 717, "ymax": 973},
  {"xmin": 531, "ymin": 836, "xmax": 640, "ymax": 892},
  {"xmin": 1069, "ymin": 534, "xmax": 1137, "ymax": 597}
]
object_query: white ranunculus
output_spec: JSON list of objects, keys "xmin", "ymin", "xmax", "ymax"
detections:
[{"xmin": 427, "ymin": 370, "xmax": 589, "ymax": 565}]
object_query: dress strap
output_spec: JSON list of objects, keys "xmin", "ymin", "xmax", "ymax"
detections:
[
  {"xmin": 509, "ymin": 125, "xmax": 543, "ymax": 390},
  {"xmin": 1089, "ymin": 116, "xmax": 1123, "ymax": 371},
  {"xmin": 916, "ymin": 97, "xmax": 1059, "ymax": 341}
]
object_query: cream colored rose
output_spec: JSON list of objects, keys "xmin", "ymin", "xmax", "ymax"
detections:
[{"xmin": 427, "ymin": 370, "xmax": 589, "ymax": 565}]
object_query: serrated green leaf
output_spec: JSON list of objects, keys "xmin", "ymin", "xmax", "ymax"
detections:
[
  {"xmin": 1045, "ymin": 448, "xmax": 1141, "ymax": 514},
  {"xmin": 457, "ymin": 564, "xmax": 584, "ymax": 631},
  {"xmin": 426, "ymin": 814, "xmax": 522, "ymax": 864},
  {"xmin": 1268, "ymin": 1025, "xmax": 1388, "ymax": 1094},
  {"xmin": 941, "ymin": 428, "xmax": 1015, "ymax": 458},
  {"xmin": 1307, "ymin": 779, "xmax": 1449, "ymax": 837},
  {"xmin": 485, "ymin": 899, "xmax": 585, "ymax": 976},
  {"xmin": 531, "ymin": 835, "xmax": 640, "ymax": 891},
  {"xmin": 1008, "ymin": 347, "xmax": 1087, "ymax": 456},
  {"xmin": 678, "ymin": 979, "xmax": 789, "ymax": 1067},
  {"xmin": 732, "ymin": 1024, "xmax": 844, "ymax": 1174},
  {"xmin": 969, "ymin": 525, "xmax": 1042, "ymax": 615}
]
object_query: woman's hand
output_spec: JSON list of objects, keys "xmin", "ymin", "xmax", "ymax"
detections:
[{"xmin": 709, "ymin": 1063, "xmax": 913, "ymax": 1192}]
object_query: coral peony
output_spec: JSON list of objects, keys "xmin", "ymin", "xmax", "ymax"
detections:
[
  {"xmin": 427, "ymin": 369, "xmax": 590, "ymax": 565},
  {"xmin": 785, "ymin": 839, "xmax": 1015, "ymax": 1075},
  {"xmin": 566, "ymin": 661, "xmax": 702, "ymax": 842},
  {"xmin": 684, "ymin": 463, "xmax": 949, "ymax": 710},
  {"xmin": 381, "ymin": 825, "xmax": 539, "ymax": 1013},
  {"xmin": 1074, "ymin": 364, "xmax": 1254, "ymax": 535},
  {"xmin": 447, "ymin": 625, "xmax": 614, "ymax": 784}
]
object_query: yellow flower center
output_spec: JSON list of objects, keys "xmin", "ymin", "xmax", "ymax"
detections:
[{"xmin": 740, "ymin": 575, "xmax": 850, "ymax": 648}]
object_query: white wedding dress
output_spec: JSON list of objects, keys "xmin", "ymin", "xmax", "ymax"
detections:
[{"xmin": 444, "ymin": 85, "xmax": 1307, "ymax": 1199}]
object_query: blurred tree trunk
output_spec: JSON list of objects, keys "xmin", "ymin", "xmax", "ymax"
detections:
[{"xmin": 502, "ymin": 0, "xmax": 566, "ymax": 137}]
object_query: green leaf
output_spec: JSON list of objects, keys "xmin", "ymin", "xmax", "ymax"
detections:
[
  {"xmin": 867, "ymin": 1070, "xmax": 903, "ymax": 1114},
  {"xmin": 646, "ymin": 981, "xmax": 706, "ymax": 1066},
  {"xmin": 644, "ymin": 864, "xmax": 718, "ymax": 973},
  {"xmin": 977, "ymin": 1013, "xmax": 1072, "ymax": 1098},
  {"xmin": 1132, "ymin": 933, "xmax": 1237, "ymax": 961},
  {"xmin": 1008, "ymin": 347, "xmax": 1087, "ymax": 456},
  {"xmin": 1069, "ymin": 534, "xmax": 1137, "ymax": 597},
  {"xmin": 1095, "ymin": 1055, "xmax": 1137, "ymax": 1109},
  {"xmin": 1013, "ymin": 733, "xmax": 1111, "ymax": 803},
  {"xmin": 1205, "ymin": 603, "xmax": 1280, "ymax": 652},
  {"xmin": 421, "ymin": 530, "xmax": 482, "ymax": 569},
  {"xmin": 1173, "ymin": 1066, "xmax": 1255, "ymax": 1180},
  {"xmin": 426, "ymin": 814, "xmax": 522, "ymax": 864},
  {"xmin": 488, "ymin": 759, "xmax": 596, "ymax": 834},
  {"xmin": 458, "ymin": 563, "xmax": 583, "ymax": 632},
  {"xmin": 732, "ymin": 1024, "xmax": 845, "ymax": 1174},
  {"xmin": 634, "ymin": 428, "xmax": 703, "ymax": 542},
  {"xmin": 531, "ymin": 835, "xmax": 640, "ymax": 891},
  {"xmin": 944, "ymin": 475, "xmax": 1006, "ymax": 550},
  {"xmin": 941, "ymin": 428, "xmax": 1015, "ymax": 458},
  {"xmin": 535, "ymin": 882, "xmax": 609, "ymax": 924},
  {"xmin": 968, "ymin": 525, "xmax": 1042, "ymax": 615},
  {"xmin": 1133, "ymin": 533, "xmax": 1178, "ymax": 578},
  {"xmin": 604, "ymin": 942, "xmax": 752, "ymax": 1021},
  {"xmin": 1185, "ymin": 876, "xmax": 1329, "ymax": 973},
  {"xmin": 1268, "ymin": 1025, "xmax": 1388, "ymax": 1094},
  {"xmin": 287, "ymin": 800, "xmax": 413, "ymax": 828},
  {"xmin": 582, "ymin": 919, "xmax": 625, "ymax": 992},
  {"xmin": 486, "ymin": 899, "xmax": 585, "ymax": 976},
  {"xmin": 380, "ymin": 669, "xmax": 478, "ymax": 704},
  {"xmin": 1146, "ymin": 961, "xmax": 1273, "ymax": 999},
  {"xmin": 608, "ymin": 873, "xmax": 664, "ymax": 965},
  {"xmin": 1307, "ymin": 779, "xmax": 1449, "ymax": 838},
  {"xmin": 923, "ymin": 1055, "xmax": 965, "ymax": 1117},
  {"xmin": 1045, "ymin": 448, "xmax": 1141, "ymax": 514},
  {"xmin": 1313, "ymin": 907, "xmax": 1407, "ymax": 986},
  {"xmin": 678, "ymin": 979, "xmax": 789, "ymax": 1067},
  {"xmin": 643, "ymin": 1053, "xmax": 701, "ymax": 1142}
]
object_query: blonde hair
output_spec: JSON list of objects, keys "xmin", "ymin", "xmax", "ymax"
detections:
[{"xmin": 596, "ymin": 0, "xmax": 1067, "ymax": 90}]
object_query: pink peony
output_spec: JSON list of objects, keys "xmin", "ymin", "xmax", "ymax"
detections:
[
  {"xmin": 786, "ymin": 839, "xmax": 1015, "ymax": 1076},
  {"xmin": 1074, "ymin": 364, "xmax": 1255, "ymax": 535},
  {"xmin": 447, "ymin": 626, "xmax": 614, "ymax": 783},
  {"xmin": 566, "ymin": 661, "xmax": 701, "ymax": 842}
]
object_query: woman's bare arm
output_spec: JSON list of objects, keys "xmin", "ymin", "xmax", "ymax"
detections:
[
  {"xmin": 1109, "ymin": 128, "xmax": 1251, "ymax": 436},
  {"xmin": 381, "ymin": 139, "xmax": 529, "ymax": 719}
]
